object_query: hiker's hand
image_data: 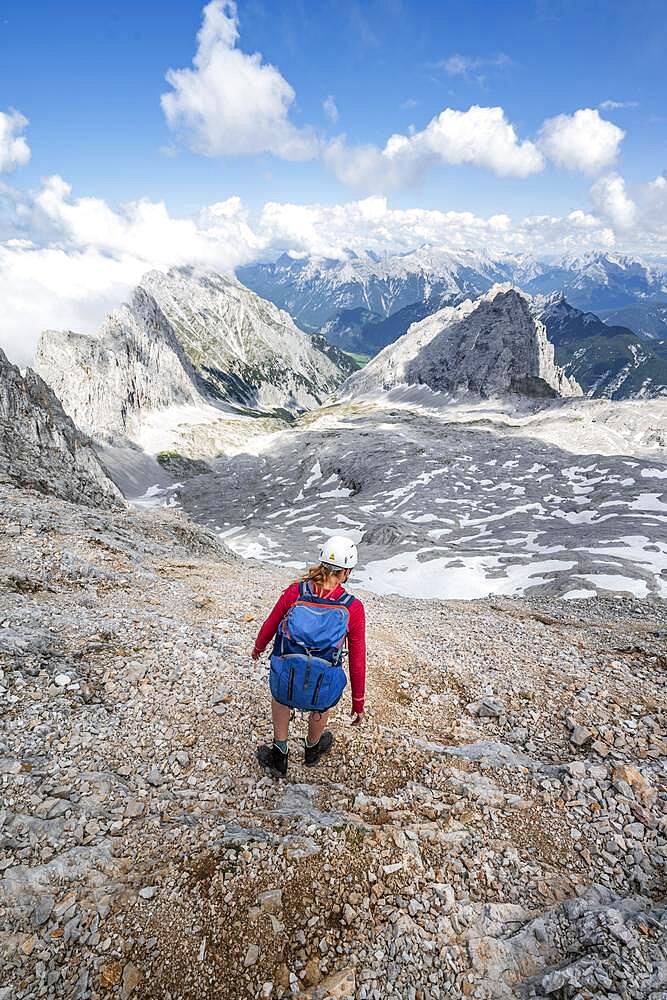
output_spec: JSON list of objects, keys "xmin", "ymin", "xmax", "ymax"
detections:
[
  {"xmin": 350, "ymin": 711, "xmax": 365, "ymax": 727},
  {"xmin": 251, "ymin": 647, "xmax": 261, "ymax": 661}
]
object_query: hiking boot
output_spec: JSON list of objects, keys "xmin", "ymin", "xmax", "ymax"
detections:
[
  {"xmin": 304, "ymin": 730, "xmax": 334, "ymax": 767},
  {"xmin": 256, "ymin": 743, "xmax": 288, "ymax": 777}
]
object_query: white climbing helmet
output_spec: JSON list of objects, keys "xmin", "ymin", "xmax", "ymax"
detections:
[{"xmin": 318, "ymin": 535, "xmax": 358, "ymax": 570}]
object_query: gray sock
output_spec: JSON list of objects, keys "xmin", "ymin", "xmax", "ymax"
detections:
[
  {"xmin": 305, "ymin": 736, "xmax": 319, "ymax": 748},
  {"xmin": 273, "ymin": 739, "xmax": 288, "ymax": 754}
]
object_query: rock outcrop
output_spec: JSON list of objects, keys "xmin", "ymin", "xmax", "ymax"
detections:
[
  {"xmin": 339, "ymin": 286, "xmax": 583, "ymax": 400},
  {"xmin": 35, "ymin": 268, "xmax": 349, "ymax": 444},
  {"xmin": 0, "ymin": 348, "xmax": 122, "ymax": 508}
]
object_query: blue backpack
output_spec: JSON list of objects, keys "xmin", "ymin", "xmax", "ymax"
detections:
[{"xmin": 270, "ymin": 582, "xmax": 356, "ymax": 712}]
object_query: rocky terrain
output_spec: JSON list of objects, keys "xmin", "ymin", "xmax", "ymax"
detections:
[
  {"xmin": 34, "ymin": 269, "xmax": 350, "ymax": 445},
  {"xmin": 1, "ymin": 480, "xmax": 666, "ymax": 1000},
  {"xmin": 0, "ymin": 348, "xmax": 121, "ymax": 510},
  {"xmin": 162, "ymin": 396, "xmax": 667, "ymax": 602},
  {"xmin": 2, "ymin": 251, "xmax": 666, "ymax": 999}
]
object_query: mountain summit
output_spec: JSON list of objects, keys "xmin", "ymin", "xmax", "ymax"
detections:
[
  {"xmin": 339, "ymin": 286, "xmax": 582, "ymax": 400},
  {"xmin": 35, "ymin": 268, "xmax": 350, "ymax": 444}
]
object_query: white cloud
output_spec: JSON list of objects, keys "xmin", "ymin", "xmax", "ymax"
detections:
[
  {"xmin": 6, "ymin": 168, "xmax": 667, "ymax": 369},
  {"xmin": 567, "ymin": 209, "xmax": 602, "ymax": 229},
  {"xmin": 258, "ymin": 195, "xmax": 615, "ymax": 259},
  {"xmin": 161, "ymin": 0, "xmax": 316, "ymax": 160},
  {"xmin": 323, "ymin": 96, "xmax": 339, "ymax": 124},
  {"xmin": 0, "ymin": 177, "xmax": 264, "ymax": 366},
  {"xmin": 162, "ymin": 7, "xmax": 625, "ymax": 191},
  {"xmin": 538, "ymin": 108, "xmax": 624, "ymax": 174},
  {"xmin": 323, "ymin": 105, "xmax": 544, "ymax": 191},
  {"xmin": 0, "ymin": 243, "xmax": 144, "ymax": 367},
  {"xmin": 0, "ymin": 109, "xmax": 31, "ymax": 173},
  {"xmin": 599, "ymin": 100, "xmax": 639, "ymax": 111},
  {"xmin": 634, "ymin": 173, "xmax": 667, "ymax": 234},
  {"xmin": 437, "ymin": 53, "xmax": 512, "ymax": 77},
  {"xmin": 590, "ymin": 173, "xmax": 637, "ymax": 230},
  {"xmin": 33, "ymin": 175, "xmax": 263, "ymax": 265}
]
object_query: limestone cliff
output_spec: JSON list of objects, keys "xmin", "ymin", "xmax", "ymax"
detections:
[
  {"xmin": 339, "ymin": 286, "xmax": 583, "ymax": 400},
  {"xmin": 0, "ymin": 348, "xmax": 122, "ymax": 508},
  {"xmin": 35, "ymin": 268, "xmax": 349, "ymax": 444}
]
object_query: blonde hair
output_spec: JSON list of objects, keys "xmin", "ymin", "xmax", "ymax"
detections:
[{"xmin": 298, "ymin": 563, "xmax": 346, "ymax": 588}]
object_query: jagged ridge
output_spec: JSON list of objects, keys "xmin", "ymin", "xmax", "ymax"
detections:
[
  {"xmin": 35, "ymin": 268, "xmax": 350, "ymax": 444},
  {"xmin": 338, "ymin": 286, "xmax": 582, "ymax": 400}
]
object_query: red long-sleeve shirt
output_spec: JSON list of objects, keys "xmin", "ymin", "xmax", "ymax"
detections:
[{"xmin": 253, "ymin": 582, "xmax": 366, "ymax": 713}]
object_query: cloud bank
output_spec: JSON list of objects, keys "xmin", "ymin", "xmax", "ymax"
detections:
[{"xmin": 5, "ymin": 167, "xmax": 667, "ymax": 367}]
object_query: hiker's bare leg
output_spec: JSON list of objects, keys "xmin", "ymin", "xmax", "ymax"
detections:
[
  {"xmin": 307, "ymin": 710, "xmax": 330, "ymax": 745},
  {"xmin": 272, "ymin": 698, "xmax": 291, "ymax": 741}
]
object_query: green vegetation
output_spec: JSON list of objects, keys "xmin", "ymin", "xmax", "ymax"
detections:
[
  {"xmin": 156, "ymin": 451, "xmax": 213, "ymax": 478},
  {"xmin": 343, "ymin": 351, "xmax": 373, "ymax": 368}
]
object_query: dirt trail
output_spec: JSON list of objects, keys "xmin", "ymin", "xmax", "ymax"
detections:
[{"xmin": 1, "ymin": 486, "xmax": 665, "ymax": 1000}]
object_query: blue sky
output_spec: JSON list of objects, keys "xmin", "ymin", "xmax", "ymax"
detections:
[
  {"xmin": 1, "ymin": 0, "xmax": 666, "ymax": 363},
  {"xmin": 2, "ymin": 0, "xmax": 665, "ymax": 214}
]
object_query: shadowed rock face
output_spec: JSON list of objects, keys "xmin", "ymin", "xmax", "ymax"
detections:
[
  {"xmin": 0, "ymin": 348, "xmax": 122, "ymax": 508},
  {"xmin": 35, "ymin": 268, "xmax": 350, "ymax": 445},
  {"xmin": 338, "ymin": 288, "xmax": 582, "ymax": 401},
  {"xmin": 35, "ymin": 288, "xmax": 204, "ymax": 444}
]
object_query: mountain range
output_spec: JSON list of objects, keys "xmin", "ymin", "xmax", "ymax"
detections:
[
  {"xmin": 238, "ymin": 249, "xmax": 667, "ymax": 331},
  {"xmin": 598, "ymin": 301, "xmax": 667, "ymax": 339},
  {"xmin": 238, "ymin": 249, "xmax": 667, "ymax": 401},
  {"xmin": 338, "ymin": 286, "xmax": 582, "ymax": 401},
  {"xmin": 7, "ymin": 263, "xmax": 667, "ymax": 604},
  {"xmin": 537, "ymin": 292, "xmax": 667, "ymax": 400}
]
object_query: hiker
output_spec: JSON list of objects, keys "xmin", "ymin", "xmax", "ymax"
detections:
[{"xmin": 252, "ymin": 535, "xmax": 366, "ymax": 776}]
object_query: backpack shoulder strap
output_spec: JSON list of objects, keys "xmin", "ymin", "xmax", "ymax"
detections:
[
  {"xmin": 338, "ymin": 591, "xmax": 355, "ymax": 608},
  {"xmin": 298, "ymin": 580, "xmax": 308, "ymax": 599}
]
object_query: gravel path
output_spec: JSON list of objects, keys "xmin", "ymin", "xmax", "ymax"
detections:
[{"xmin": 1, "ymin": 484, "xmax": 665, "ymax": 999}]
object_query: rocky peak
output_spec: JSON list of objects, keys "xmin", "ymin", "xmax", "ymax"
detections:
[
  {"xmin": 35, "ymin": 268, "xmax": 349, "ymax": 445},
  {"xmin": 339, "ymin": 285, "xmax": 583, "ymax": 400},
  {"xmin": 0, "ymin": 348, "xmax": 122, "ymax": 508}
]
